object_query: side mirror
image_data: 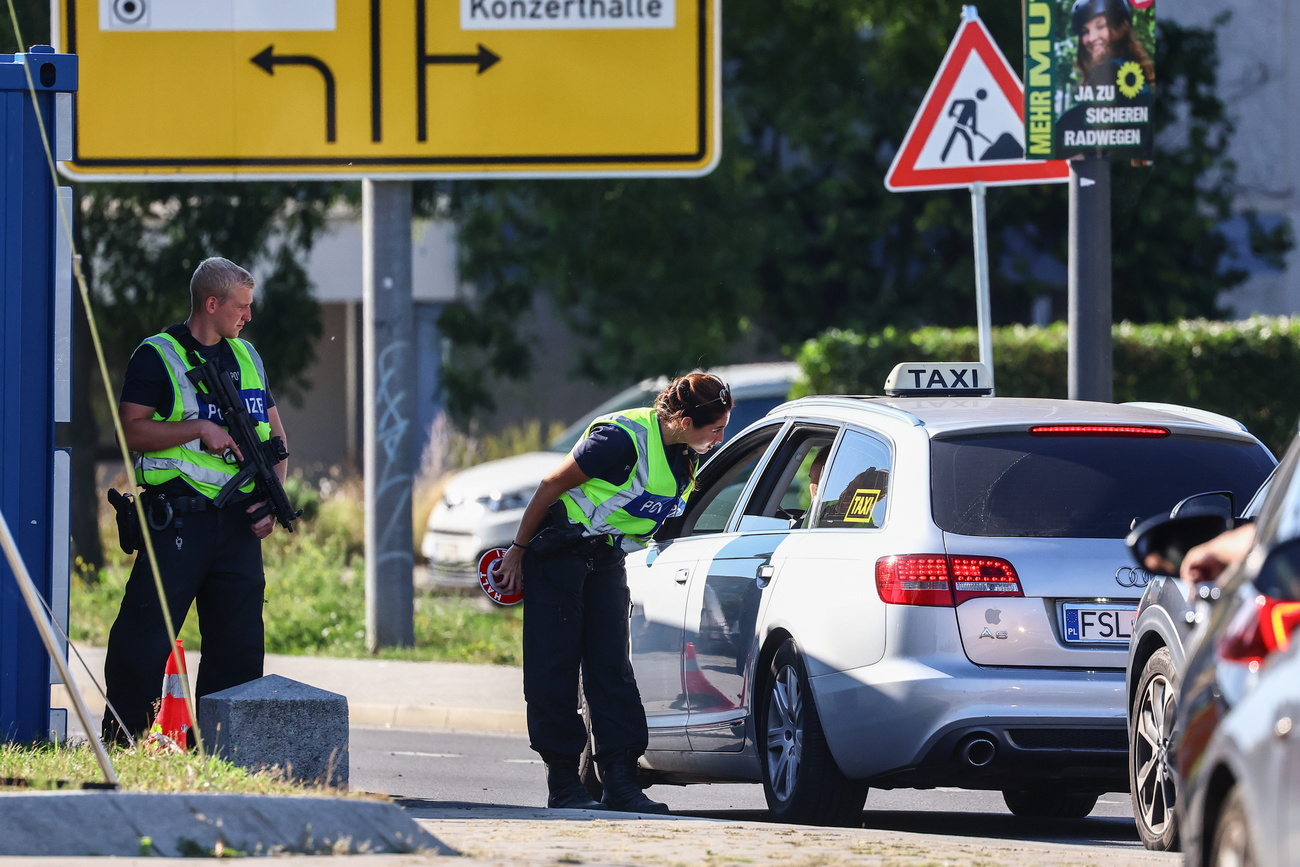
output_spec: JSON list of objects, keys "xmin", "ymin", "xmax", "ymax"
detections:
[{"xmin": 1127, "ymin": 491, "xmax": 1236, "ymax": 578}]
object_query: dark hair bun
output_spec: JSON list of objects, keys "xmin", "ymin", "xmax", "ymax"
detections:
[{"xmin": 654, "ymin": 372, "xmax": 732, "ymax": 425}]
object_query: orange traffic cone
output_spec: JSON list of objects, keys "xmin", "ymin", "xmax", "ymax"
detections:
[
  {"xmin": 153, "ymin": 639, "xmax": 193, "ymax": 750},
  {"xmin": 681, "ymin": 641, "xmax": 735, "ymax": 709}
]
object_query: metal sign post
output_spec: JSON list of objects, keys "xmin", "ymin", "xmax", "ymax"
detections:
[
  {"xmin": 362, "ymin": 180, "xmax": 416, "ymax": 649},
  {"xmin": 1068, "ymin": 158, "xmax": 1113, "ymax": 401},
  {"xmin": 970, "ymin": 182, "xmax": 994, "ymax": 368}
]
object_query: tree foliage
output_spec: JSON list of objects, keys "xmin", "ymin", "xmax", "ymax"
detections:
[
  {"xmin": 76, "ymin": 184, "xmax": 342, "ymax": 402},
  {"xmin": 436, "ymin": 0, "xmax": 1291, "ymax": 421},
  {"xmin": 796, "ymin": 316, "xmax": 1300, "ymax": 456}
]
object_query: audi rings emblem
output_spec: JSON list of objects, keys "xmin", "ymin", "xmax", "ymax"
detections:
[{"xmin": 1115, "ymin": 566, "xmax": 1152, "ymax": 588}]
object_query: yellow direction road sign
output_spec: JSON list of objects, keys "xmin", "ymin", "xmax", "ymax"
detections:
[{"xmin": 57, "ymin": 0, "xmax": 719, "ymax": 179}]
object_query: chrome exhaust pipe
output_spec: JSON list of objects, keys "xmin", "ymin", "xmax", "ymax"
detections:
[{"xmin": 959, "ymin": 735, "xmax": 997, "ymax": 768}]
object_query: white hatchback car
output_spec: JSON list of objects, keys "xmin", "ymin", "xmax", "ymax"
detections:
[
  {"xmin": 619, "ymin": 362, "xmax": 1275, "ymax": 826},
  {"xmin": 422, "ymin": 362, "xmax": 799, "ymax": 588}
]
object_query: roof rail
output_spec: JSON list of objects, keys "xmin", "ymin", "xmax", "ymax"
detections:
[
  {"xmin": 771, "ymin": 396, "xmax": 924, "ymax": 427},
  {"xmin": 1121, "ymin": 402, "xmax": 1249, "ymax": 433}
]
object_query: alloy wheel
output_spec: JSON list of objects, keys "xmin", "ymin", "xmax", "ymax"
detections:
[{"xmin": 764, "ymin": 662, "xmax": 803, "ymax": 803}]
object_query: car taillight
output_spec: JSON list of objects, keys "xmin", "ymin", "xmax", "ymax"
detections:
[
  {"xmin": 1217, "ymin": 594, "xmax": 1300, "ymax": 669},
  {"xmin": 876, "ymin": 555, "xmax": 1024, "ymax": 607},
  {"xmin": 949, "ymin": 556, "xmax": 1024, "ymax": 604},
  {"xmin": 1029, "ymin": 424, "xmax": 1169, "ymax": 438}
]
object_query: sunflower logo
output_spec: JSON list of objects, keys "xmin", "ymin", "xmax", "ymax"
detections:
[{"xmin": 1117, "ymin": 61, "xmax": 1146, "ymax": 99}]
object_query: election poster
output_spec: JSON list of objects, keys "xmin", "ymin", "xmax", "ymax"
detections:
[{"xmin": 1023, "ymin": 0, "xmax": 1155, "ymax": 161}]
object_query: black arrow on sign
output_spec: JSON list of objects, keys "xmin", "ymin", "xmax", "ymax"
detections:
[
  {"xmin": 422, "ymin": 44, "xmax": 502, "ymax": 75},
  {"xmin": 415, "ymin": 0, "xmax": 504, "ymax": 144},
  {"xmin": 251, "ymin": 45, "xmax": 338, "ymax": 143},
  {"xmin": 414, "ymin": 44, "xmax": 502, "ymax": 143}
]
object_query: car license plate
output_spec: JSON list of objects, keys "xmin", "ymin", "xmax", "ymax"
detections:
[
  {"xmin": 429, "ymin": 535, "xmax": 475, "ymax": 564},
  {"xmin": 1062, "ymin": 604, "xmax": 1136, "ymax": 644}
]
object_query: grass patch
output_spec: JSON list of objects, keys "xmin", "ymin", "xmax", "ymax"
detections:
[
  {"xmin": 0, "ymin": 742, "xmax": 352, "ymax": 795},
  {"xmin": 72, "ymin": 472, "xmax": 523, "ymax": 665}
]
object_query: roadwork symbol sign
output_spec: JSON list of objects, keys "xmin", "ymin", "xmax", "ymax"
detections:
[
  {"xmin": 58, "ymin": 0, "xmax": 719, "ymax": 179},
  {"xmin": 885, "ymin": 15, "xmax": 1068, "ymax": 192}
]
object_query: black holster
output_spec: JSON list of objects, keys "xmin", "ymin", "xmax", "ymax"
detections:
[
  {"xmin": 107, "ymin": 488, "xmax": 143, "ymax": 555},
  {"xmin": 529, "ymin": 501, "xmax": 596, "ymax": 556}
]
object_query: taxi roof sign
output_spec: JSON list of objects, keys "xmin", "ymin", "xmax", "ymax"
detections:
[{"xmin": 884, "ymin": 362, "xmax": 993, "ymax": 397}]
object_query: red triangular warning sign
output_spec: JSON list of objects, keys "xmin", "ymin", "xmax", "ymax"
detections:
[{"xmin": 885, "ymin": 15, "xmax": 1069, "ymax": 192}]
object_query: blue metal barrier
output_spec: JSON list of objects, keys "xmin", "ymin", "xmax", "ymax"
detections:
[{"xmin": 0, "ymin": 47, "xmax": 78, "ymax": 742}]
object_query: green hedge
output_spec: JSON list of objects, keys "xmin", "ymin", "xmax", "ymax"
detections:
[{"xmin": 793, "ymin": 316, "xmax": 1300, "ymax": 455}]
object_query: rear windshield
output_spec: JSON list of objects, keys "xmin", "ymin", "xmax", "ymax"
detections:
[{"xmin": 931, "ymin": 432, "xmax": 1274, "ymax": 538}]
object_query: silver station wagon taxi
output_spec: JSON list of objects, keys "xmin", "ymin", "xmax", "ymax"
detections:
[{"xmin": 620, "ymin": 363, "xmax": 1275, "ymax": 826}]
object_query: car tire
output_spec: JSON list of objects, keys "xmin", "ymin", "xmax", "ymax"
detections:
[
  {"xmin": 1210, "ymin": 785, "xmax": 1256, "ymax": 867},
  {"xmin": 1129, "ymin": 646, "xmax": 1181, "ymax": 851},
  {"xmin": 1002, "ymin": 789, "xmax": 1099, "ymax": 819},
  {"xmin": 760, "ymin": 638, "xmax": 868, "ymax": 827}
]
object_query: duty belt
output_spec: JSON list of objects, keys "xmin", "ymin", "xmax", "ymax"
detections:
[{"xmin": 144, "ymin": 492, "xmax": 214, "ymax": 531}]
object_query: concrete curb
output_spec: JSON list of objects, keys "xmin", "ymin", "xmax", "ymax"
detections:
[{"xmin": 0, "ymin": 792, "xmax": 453, "ymax": 857}]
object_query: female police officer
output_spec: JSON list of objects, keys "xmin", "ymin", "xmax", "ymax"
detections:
[{"xmin": 496, "ymin": 372, "xmax": 732, "ymax": 813}]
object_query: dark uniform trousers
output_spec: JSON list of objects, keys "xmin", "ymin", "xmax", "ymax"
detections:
[
  {"xmin": 522, "ymin": 542, "xmax": 649, "ymax": 764},
  {"xmin": 101, "ymin": 503, "xmax": 265, "ymax": 744}
]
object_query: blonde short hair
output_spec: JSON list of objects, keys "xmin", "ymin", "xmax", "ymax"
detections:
[{"xmin": 189, "ymin": 257, "xmax": 254, "ymax": 311}]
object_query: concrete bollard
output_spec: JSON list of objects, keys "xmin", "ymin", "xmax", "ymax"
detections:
[{"xmin": 199, "ymin": 674, "xmax": 349, "ymax": 789}]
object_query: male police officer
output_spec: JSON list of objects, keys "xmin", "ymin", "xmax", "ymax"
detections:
[{"xmin": 101, "ymin": 257, "xmax": 288, "ymax": 746}]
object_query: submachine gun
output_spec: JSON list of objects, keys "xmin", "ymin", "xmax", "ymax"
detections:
[{"xmin": 185, "ymin": 356, "xmax": 304, "ymax": 532}]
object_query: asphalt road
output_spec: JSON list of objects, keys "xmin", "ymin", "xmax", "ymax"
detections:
[{"xmin": 350, "ymin": 725, "xmax": 1151, "ymax": 853}]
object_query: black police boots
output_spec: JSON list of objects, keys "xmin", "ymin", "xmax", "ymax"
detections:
[
  {"xmin": 597, "ymin": 750, "xmax": 670, "ymax": 814},
  {"xmin": 544, "ymin": 756, "xmax": 604, "ymax": 810}
]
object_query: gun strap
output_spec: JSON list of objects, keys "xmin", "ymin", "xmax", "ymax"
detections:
[{"xmin": 165, "ymin": 322, "xmax": 216, "ymax": 369}]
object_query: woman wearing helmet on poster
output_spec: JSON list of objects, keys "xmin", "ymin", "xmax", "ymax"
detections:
[{"xmin": 1072, "ymin": 0, "xmax": 1155, "ymax": 95}]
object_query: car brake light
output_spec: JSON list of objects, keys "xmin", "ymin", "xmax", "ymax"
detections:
[
  {"xmin": 949, "ymin": 556, "xmax": 1024, "ymax": 604},
  {"xmin": 1029, "ymin": 424, "xmax": 1170, "ymax": 438},
  {"xmin": 875, "ymin": 555, "xmax": 1024, "ymax": 607},
  {"xmin": 1217, "ymin": 594, "xmax": 1300, "ymax": 668}
]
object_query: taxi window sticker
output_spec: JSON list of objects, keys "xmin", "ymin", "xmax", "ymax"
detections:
[{"xmin": 844, "ymin": 489, "xmax": 883, "ymax": 523}]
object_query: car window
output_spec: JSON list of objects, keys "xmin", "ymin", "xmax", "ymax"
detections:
[
  {"xmin": 738, "ymin": 426, "xmax": 839, "ymax": 527},
  {"xmin": 814, "ymin": 430, "xmax": 893, "ymax": 529},
  {"xmin": 931, "ymin": 432, "xmax": 1275, "ymax": 539},
  {"xmin": 673, "ymin": 424, "xmax": 784, "ymax": 537}
]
